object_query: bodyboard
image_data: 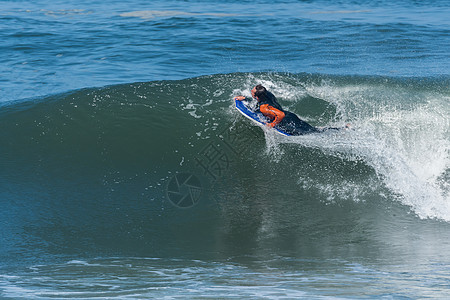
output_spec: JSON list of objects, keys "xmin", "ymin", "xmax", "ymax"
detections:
[{"xmin": 234, "ymin": 99, "xmax": 291, "ymax": 136}]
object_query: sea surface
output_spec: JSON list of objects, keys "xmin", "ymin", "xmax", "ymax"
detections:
[{"xmin": 1, "ymin": 0, "xmax": 450, "ymax": 299}]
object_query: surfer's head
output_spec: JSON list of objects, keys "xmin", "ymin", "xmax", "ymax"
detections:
[{"xmin": 251, "ymin": 84, "xmax": 266, "ymax": 101}]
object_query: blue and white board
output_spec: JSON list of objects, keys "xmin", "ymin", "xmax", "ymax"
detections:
[{"xmin": 234, "ymin": 99, "xmax": 291, "ymax": 136}]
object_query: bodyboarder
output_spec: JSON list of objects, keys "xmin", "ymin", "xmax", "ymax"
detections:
[{"xmin": 235, "ymin": 84, "xmax": 348, "ymax": 135}]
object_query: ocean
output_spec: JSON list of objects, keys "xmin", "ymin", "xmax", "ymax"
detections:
[{"xmin": 1, "ymin": 0, "xmax": 449, "ymax": 298}]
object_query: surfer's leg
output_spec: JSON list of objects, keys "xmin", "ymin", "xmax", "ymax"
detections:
[
  {"xmin": 316, "ymin": 127, "xmax": 339, "ymax": 132},
  {"xmin": 277, "ymin": 112, "xmax": 318, "ymax": 135},
  {"xmin": 317, "ymin": 124, "xmax": 351, "ymax": 132}
]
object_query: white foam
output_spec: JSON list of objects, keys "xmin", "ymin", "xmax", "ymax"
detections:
[
  {"xmin": 280, "ymin": 81, "xmax": 450, "ymax": 221},
  {"xmin": 233, "ymin": 76, "xmax": 450, "ymax": 220}
]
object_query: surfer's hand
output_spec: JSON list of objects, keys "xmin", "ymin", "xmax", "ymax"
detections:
[
  {"xmin": 234, "ymin": 96, "xmax": 246, "ymax": 101},
  {"xmin": 266, "ymin": 122, "xmax": 276, "ymax": 128}
]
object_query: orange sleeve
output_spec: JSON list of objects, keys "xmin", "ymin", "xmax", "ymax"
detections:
[{"xmin": 259, "ymin": 104, "xmax": 285, "ymax": 127}]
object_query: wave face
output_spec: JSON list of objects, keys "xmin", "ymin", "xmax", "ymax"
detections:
[{"xmin": 1, "ymin": 73, "xmax": 449, "ymax": 265}]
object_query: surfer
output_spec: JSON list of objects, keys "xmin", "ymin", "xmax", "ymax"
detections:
[{"xmin": 235, "ymin": 84, "xmax": 346, "ymax": 135}]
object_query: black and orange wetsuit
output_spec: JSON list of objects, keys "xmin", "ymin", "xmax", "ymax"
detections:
[{"xmin": 256, "ymin": 91, "xmax": 318, "ymax": 135}]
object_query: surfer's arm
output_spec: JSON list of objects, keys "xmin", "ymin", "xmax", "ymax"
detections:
[
  {"xmin": 234, "ymin": 96, "xmax": 247, "ymax": 101},
  {"xmin": 259, "ymin": 104, "xmax": 285, "ymax": 127}
]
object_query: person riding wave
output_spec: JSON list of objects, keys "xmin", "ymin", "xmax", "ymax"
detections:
[{"xmin": 235, "ymin": 84, "xmax": 347, "ymax": 136}]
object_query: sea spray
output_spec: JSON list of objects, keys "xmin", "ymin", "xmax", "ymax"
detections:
[{"xmin": 274, "ymin": 76, "xmax": 450, "ymax": 220}]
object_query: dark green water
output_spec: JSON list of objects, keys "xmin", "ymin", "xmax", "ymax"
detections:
[{"xmin": 1, "ymin": 73, "xmax": 449, "ymax": 298}]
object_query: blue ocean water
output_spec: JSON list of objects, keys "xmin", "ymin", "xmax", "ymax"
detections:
[
  {"xmin": 1, "ymin": 0, "xmax": 449, "ymax": 102},
  {"xmin": 1, "ymin": 0, "xmax": 450, "ymax": 299}
]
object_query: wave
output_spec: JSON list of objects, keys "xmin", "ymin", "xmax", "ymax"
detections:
[{"xmin": 0, "ymin": 72, "xmax": 449, "ymax": 261}]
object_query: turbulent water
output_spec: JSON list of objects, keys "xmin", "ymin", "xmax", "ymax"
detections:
[{"xmin": 1, "ymin": 0, "xmax": 450, "ymax": 299}]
